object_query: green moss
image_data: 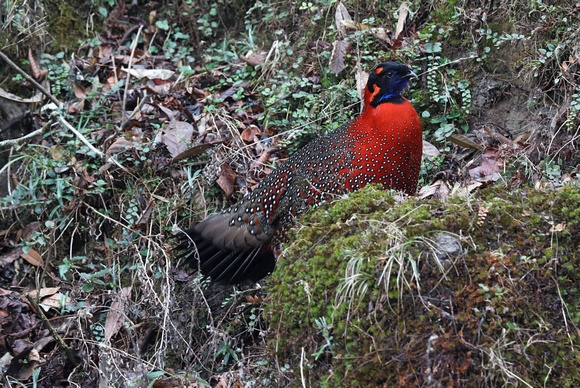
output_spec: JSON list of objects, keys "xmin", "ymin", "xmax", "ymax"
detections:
[
  {"xmin": 265, "ymin": 183, "xmax": 580, "ymax": 386},
  {"xmin": 46, "ymin": 2, "xmax": 91, "ymax": 51}
]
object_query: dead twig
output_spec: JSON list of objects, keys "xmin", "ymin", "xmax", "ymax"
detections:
[
  {"xmin": 0, "ymin": 50, "xmax": 62, "ymax": 106},
  {"xmin": 53, "ymin": 112, "xmax": 129, "ymax": 172}
]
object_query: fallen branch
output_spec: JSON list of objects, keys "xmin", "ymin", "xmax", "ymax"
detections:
[{"xmin": 0, "ymin": 50, "xmax": 62, "ymax": 106}]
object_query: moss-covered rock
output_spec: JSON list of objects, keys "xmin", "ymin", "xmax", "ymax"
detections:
[{"xmin": 266, "ymin": 183, "xmax": 580, "ymax": 387}]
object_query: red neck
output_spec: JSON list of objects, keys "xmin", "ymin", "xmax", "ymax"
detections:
[{"xmin": 359, "ymin": 91, "xmax": 416, "ymax": 133}]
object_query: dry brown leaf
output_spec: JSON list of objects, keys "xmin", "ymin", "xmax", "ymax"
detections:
[
  {"xmin": 67, "ymin": 100, "xmax": 86, "ymax": 114},
  {"xmin": 22, "ymin": 221, "xmax": 41, "ymax": 240},
  {"xmin": 172, "ymin": 141, "xmax": 225, "ymax": 162},
  {"xmin": 123, "ymin": 68, "xmax": 174, "ymax": 80},
  {"xmin": 104, "ymin": 287, "xmax": 132, "ymax": 342},
  {"xmin": 0, "ymin": 249, "xmax": 20, "ymax": 266},
  {"xmin": 252, "ymin": 147, "xmax": 277, "ymax": 173},
  {"xmin": 73, "ymin": 82, "xmax": 87, "ymax": 99},
  {"xmin": 340, "ymin": 20, "xmax": 392, "ymax": 42},
  {"xmin": 40, "ymin": 292, "xmax": 72, "ymax": 312},
  {"xmin": 241, "ymin": 127, "xmax": 254, "ymax": 142},
  {"xmin": 0, "ymin": 287, "xmax": 14, "ymax": 296},
  {"xmin": 28, "ymin": 287, "xmax": 59, "ymax": 299},
  {"xmin": 32, "ymin": 336, "xmax": 55, "ymax": 353},
  {"xmin": 12, "ymin": 339, "xmax": 32, "ymax": 357},
  {"xmin": 335, "ymin": 2, "xmax": 352, "ymax": 37},
  {"xmin": 187, "ymin": 86, "xmax": 211, "ymax": 100},
  {"xmin": 355, "ymin": 70, "xmax": 369, "ymax": 112},
  {"xmin": 466, "ymin": 181, "xmax": 484, "ymax": 192},
  {"xmin": 0, "ymin": 87, "xmax": 43, "ymax": 103},
  {"xmin": 419, "ymin": 180, "xmax": 450, "ymax": 199},
  {"xmin": 241, "ymin": 125, "xmax": 259, "ymax": 142},
  {"xmin": 158, "ymin": 104, "xmax": 176, "ymax": 119},
  {"xmin": 102, "ymin": 75, "xmax": 118, "ymax": 93},
  {"xmin": 469, "ymin": 149, "xmax": 500, "ymax": 180},
  {"xmin": 49, "ymin": 146, "xmax": 65, "ymax": 161},
  {"xmin": 449, "ymin": 133, "xmax": 483, "ymax": 150},
  {"xmin": 330, "ymin": 40, "xmax": 351, "ymax": 74},
  {"xmin": 28, "ymin": 349, "xmax": 40, "ymax": 362},
  {"xmin": 218, "ymin": 81, "xmax": 249, "ymax": 101},
  {"xmin": 196, "ymin": 113, "xmax": 214, "ymax": 135},
  {"xmin": 145, "ymin": 82, "xmax": 172, "ymax": 95},
  {"xmin": 21, "ymin": 249, "xmax": 44, "ymax": 267},
  {"xmin": 98, "ymin": 44, "xmax": 114, "ymax": 58},
  {"xmin": 214, "ymin": 376, "xmax": 228, "ymax": 388},
  {"xmin": 112, "ymin": 54, "xmax": 141, "ymax": 66},
  {"xmin": 108, "ymin": 137, "xmax": 136, "ymax": 154},
  {"xmin": 340, "ymin": 20, "xmax": 370, "ymax": 30},
  {"xmin": 217, "ymin": 164, "xmax": 237, "ymax": 198},
  {"xmin": 483, "ymin": 125, "xmax": 515, "ymax": 147},
  {"xmin": 355, "ymin": 70, "xmax": 369, "ymax": 101},
  {"xmin": 160, "ymin": 119, "xmax": 195, "ymax": 158},
  {"xmin": 395, "ymin": 2, "xmax": 409, "ymax": 41},
  {"xmin": 238, "ymin": 51, "xmax": 266, "ymax": 67},
  {"xmin": 367, "ymin": 27, "xmax": 391, "ymax": 42},
  {"xmin": 550, "ymin": 223, "xmax": 565, "ymax": 232},
  {"xmin": 422, "ymin": 140, "xmax": 441, "ymax": 160},
  {"xmin": 28, "ymin": 48, "xmax": 48, "ymax": 81},
  {"xmin": 134, "ymin": 200, "xmax": 156, "ymax": 230}
]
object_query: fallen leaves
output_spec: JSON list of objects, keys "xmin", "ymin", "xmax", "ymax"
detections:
[
  {"xmin": 155, "ymin": 105, "xmax": 195, "ymax": 158},
  {"xmin": 329, "ymin": 40, "xmax": 352, "ymax": 75},
  {"xmin": 21, "ymin": 248, "xmax": 43, "ymax": 267},
  {"xmin": 449, "ymin": 133, "xmax": 483, "ymax": 150},
  {"xmin": 238, "ymin": 51, "xmax": 266, "ymax": 67},
  {"xmin": 104, "ymin": 287, "xmax": 132, "ymax": 342},
  {"xmin": 217, "ymin": 163, "xmax": 237, "ymax": 199},
  {"xmin": 394, "ymin": 2, "xmax": 409, "ymax": 41}
]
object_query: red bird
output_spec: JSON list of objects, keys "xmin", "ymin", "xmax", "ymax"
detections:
[{"xmin": 175, "ymin": 62, "xmax": 422, "ymax": 284}]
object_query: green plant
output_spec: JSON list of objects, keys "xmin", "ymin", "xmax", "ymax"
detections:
[
  {"xmin": 216, "ymin": 337, "xmax": 239, "ymax": 368},
  {"xmin": 420, "ymin": 55, "xmax": 473, "ymax": 151},
  {"xmin": 91, "ymin": 322, "xmax": 105, "ymax": 342},
  {"xmin": 539, "ymin": 159, "xmax": 562, "ymax": 182},
  {"xmin": 154, "ymin": 19, "xmax": 194, "ymax": 62},
  {"xmin": 565, "ymin": 90, "xmax": 580, "ymax": 131},
  {"xmin": 39, "ymin": 52, "xmax": 69, "ymax": 97},
  {"xmin": 311, "ymin": 317, "xmax": 334, "ymax": 360},
  {"xmin": 419, "ymin": 155, "xmax": 444, "ymax": 188},
  {"xmin": 197, "ymin": 5, "xmax": 218, "ymax": 37},
  {"xmin": 58, "ymin": 256, "xmax": 84, "ymax": 280}
]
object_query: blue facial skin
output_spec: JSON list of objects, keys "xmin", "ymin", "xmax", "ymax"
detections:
[
  {"xmin": 368, "ymin": 62, "xmax": 417, "ymax": 107},
  {"xmin": 377, "ymin": 77, "xmax": 412, "ymax": 102}
]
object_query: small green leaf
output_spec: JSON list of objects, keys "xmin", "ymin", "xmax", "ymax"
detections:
[
  {"xmin": 156, "ymin": 20, "xmax": 169, "ymax": 30},
  {"xmin": 147, "ymin": 371, "xmax": 166, "ymax": 379}
]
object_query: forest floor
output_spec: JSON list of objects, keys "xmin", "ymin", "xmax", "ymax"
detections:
[{"xmin": 0, "ymin": 0, "xmax": 579, "ymax": 387}]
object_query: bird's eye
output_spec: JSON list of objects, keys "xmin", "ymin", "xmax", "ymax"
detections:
[{"xmin": 386, "ymin": 71, "xmax": 395, "ymax": 78}]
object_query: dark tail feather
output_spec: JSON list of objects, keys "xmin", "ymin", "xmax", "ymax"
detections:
[{"xmin": 172, "ymin": 228, "xmax": 276, "ymax": 284}]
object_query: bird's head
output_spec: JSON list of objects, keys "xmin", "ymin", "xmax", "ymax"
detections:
[{"xmin": 365, "ymin": 62, "xmax": 417, "ymax": 108}]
